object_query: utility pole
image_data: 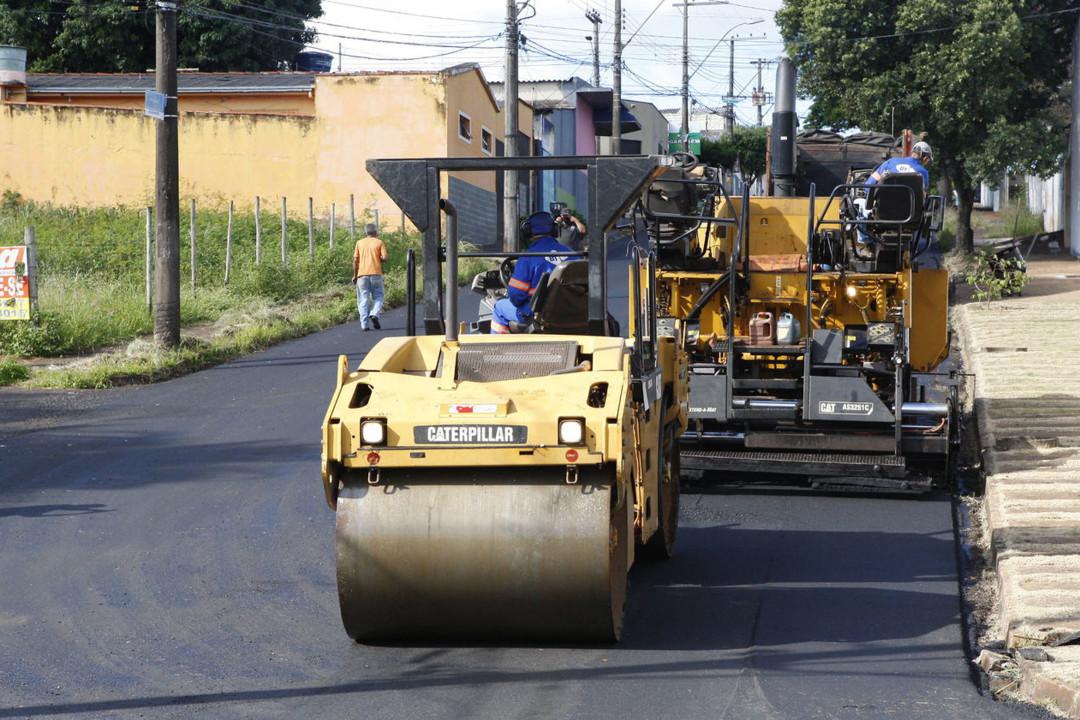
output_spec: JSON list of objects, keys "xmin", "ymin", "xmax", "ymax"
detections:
[
  {"xmin": 1070, "ymin": 13, "xmax": 1080, "ymax": 259},
  {"xmin": 503, "ymin": 0, "xmax": 520, "ymax": 252},
  {"xmin": 586, "ymin": 9, "xmax": 602, "ymax": 88},
  {"xmin": 680, "ymin": 1, "xmax": 689, "ymax": 151},
  {"xmin": 726, "ymin": 37, "xmax": 735, "ymax": 140},
  {"xmin": 752, "ymin": 58, "xmax": 773, "ymax": 127},
  {"xmin": 675, "ymin": 1, "xmax": 728, "ymax": 151},
  {"xmin": 612, "ymin": 1, "xmax": 622, "ymax": 155},
  {"xmin": 154, "ymin": 0, "xmax": 180, "ymax": 348}
]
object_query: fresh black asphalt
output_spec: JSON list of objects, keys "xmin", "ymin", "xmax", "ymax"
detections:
[{"xmin": 0, "ymin": 246, "xmax": 1053, "ymax": 719}]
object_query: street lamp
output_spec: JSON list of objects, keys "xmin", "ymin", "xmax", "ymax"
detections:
[
  {"xmin": 688, "ymin": 18, "xmax": 764, "ymax": 140},
  {"xmin": 673, "ymin": 0, "xmax": 728, "ymax": 151},
  {"xmin": 689, "ymin": 18, "xmax": 763, "ymax": 79}
]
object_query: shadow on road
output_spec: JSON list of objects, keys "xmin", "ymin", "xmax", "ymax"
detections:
[{"xmin": 0, "ymin": 503, "xmax": 111, "ymax": 518}]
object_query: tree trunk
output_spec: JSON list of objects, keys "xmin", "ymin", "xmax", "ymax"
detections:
[
  {"xmin": 947, "ymin": 162, "xmax": 975, "ymax": 254},
  {"xmin": 936, "ymin": 174, "xmax": 951, "ymax": 203},
  {"xmin": 954, "ymin": 189, "xmax": 975, "ymax": 255}
]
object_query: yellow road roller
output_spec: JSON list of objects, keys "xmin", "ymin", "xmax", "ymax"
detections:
[{"xmin": 321, "ymin": 156, "xmax": 688, "ymax": 641}]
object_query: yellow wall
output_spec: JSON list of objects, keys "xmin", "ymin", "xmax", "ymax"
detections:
[
  {"xmin": 25, "ymin": 92, "xmax": 314, "ymax": 115},
  {"xmin": 0, "ymin": 67, "xmax": 523, "ymax": 222},
  {"xmin": 314, "ymin": 72, "xmax": 450, "ymax": 209},
  {"xmin": 0, "ymin": 103, "xmax": 156, "ymax": 207}
]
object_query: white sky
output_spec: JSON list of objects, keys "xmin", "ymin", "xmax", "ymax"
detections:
[{"xmin": 308, "ymin": 0, "xmax": 807, "ymax": 131}]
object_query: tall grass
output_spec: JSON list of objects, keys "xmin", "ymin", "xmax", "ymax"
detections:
[
  {"xmin": 938, "ymin": 201, "xmax": 1045, "ymax": 251},
  {"xmin": 0, "ymin": 198, "xmax": 424, "ymax": 358}
]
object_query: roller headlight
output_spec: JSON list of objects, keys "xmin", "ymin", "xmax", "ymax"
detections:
[
  {"xmin": 558, "ymin": 417, "xmax": 586, "ymax": 445},
  {"xmin": 360, "ymin": 418, "xmax": 387, "ymax": 446}
]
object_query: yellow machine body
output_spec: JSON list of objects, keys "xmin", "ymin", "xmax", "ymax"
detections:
[{"xmin": 657, "ymin": 196, "xmax": 949, "ymax": 372}]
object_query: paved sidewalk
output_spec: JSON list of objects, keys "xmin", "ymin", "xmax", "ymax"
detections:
[{"xmin": 956, "ymin": 250, "xmax": 1080, "ymax": 717}]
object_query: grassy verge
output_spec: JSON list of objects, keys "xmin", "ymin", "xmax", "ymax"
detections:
[{"xmin": 19, "ymin": 287, "xmax": 357, "ymax": 389}]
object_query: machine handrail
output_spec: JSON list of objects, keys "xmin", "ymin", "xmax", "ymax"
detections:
[{"xmin": 726, "ymin": 183, "xmax": 752, "ymax": 340}]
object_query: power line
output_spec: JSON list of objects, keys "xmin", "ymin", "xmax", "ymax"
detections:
[{"xmin": 181, "ymin": 7, "xmax": 500, "ymax": 63}]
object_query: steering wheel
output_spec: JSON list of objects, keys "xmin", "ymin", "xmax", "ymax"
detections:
[
  {"xmin": 499, "ymin": 257, "xmax": 515, "ymax": 288},
  {"xmin": 840, "ymin": 193, "xmax": 858, "ymax": 222},
  {"xmin": 671, "ymin": 152, "xmax": 699, "ymax": 171}
]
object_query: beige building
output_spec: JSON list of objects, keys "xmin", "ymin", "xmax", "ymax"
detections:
[{"xmin": 0, "ymin": 62, "xmax": 531, "ymax": 246}]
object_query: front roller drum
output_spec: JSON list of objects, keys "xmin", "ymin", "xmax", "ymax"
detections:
[{"xmin": 335, "ymin": 466, "xmax": 628, "ymax": 642}]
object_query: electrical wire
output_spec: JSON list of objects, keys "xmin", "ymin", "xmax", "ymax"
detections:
[
  {"xmin": 181, "ymin": 6, "xmax": 501, "ymax": 63},
  {"xmin": 185, "ymin": 4, "xmax": 494, "ymax": 51}
]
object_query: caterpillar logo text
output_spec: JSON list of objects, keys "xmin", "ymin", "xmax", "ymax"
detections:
[{"xmin": 818, "ymin": 401, "xmax": 874, "ymax": 416}]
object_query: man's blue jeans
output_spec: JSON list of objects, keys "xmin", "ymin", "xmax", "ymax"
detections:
[{"xmin": 356, "ymin": 275, "xmax": 384, "ymax": 329}]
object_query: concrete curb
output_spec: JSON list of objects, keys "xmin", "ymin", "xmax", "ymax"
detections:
[{"xmin": 955, "ymin": 281, "xmax": 1080, "ymax": 717}]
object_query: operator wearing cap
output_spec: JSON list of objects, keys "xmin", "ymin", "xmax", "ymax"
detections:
[
  {"xmin": 867, "ymin": 140, "xmax": 933, "ymax": 190},
  {"xmin": 855, "ymin": 141, "xmax": 934, "ymax": 252},
  {"xmin": 491, "ymin": 211, "xmax": 572, "ymax": 334}
]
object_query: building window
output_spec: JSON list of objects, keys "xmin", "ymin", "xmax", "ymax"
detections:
[
  {"xmin": 481, "ymin": 127, "xmax": 493, "ymax": 155},
  {"xmin": 458, "ymin": 112, "xmax": 472, "ymax": 143}
]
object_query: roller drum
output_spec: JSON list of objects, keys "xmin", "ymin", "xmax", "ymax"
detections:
[{"xmin": 335, "ymin": 467, "xmax": 627, "ymax": 641}]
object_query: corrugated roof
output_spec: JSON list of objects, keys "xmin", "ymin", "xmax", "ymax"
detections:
[{"xmin": 27, "ymin": 73, "xmax": 316, "ymax": 94}]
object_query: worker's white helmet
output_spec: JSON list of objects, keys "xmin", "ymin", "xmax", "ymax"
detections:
[{"xmin": 912, "ymin": 141, "xmax": 934, "ymax": 161}]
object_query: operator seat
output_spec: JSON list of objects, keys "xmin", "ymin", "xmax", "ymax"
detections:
[
  {"xmin": 866, "ymin": 173, "xmax": 924, "ymax": 236},
  {"xmin": 528, "ymin": 260, "xmax": 619, "ymax": 336},
  {"xmin": 855, "ymin": 173, "xmax": 927, "ymax": 270}
]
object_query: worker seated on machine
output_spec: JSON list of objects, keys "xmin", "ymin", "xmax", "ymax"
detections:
[
  {"xmin": 491, "ymin": 211, "xmax": 573, "ymax": 334},
  {"xmin": 855, "ymin": 141, "xmax": 933, "ymax": 256}
]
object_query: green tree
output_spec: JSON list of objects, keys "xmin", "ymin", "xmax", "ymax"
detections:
[
  {"xmin": 700, "ymin": 126, "xmax": 769, "ymax": 185},
  {"xmin": 775, "ymin": 0, "xmax": 1074, "ymax": 253},
  {"xmin": 0, "ymin": 0, "xmax": 321, "ymax": 73}
]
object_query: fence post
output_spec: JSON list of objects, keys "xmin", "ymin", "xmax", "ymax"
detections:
[
  {"xmin": 190, "ymin": 199, "xmax": 197, "ymax": 296},
  {"xmin": 349, "ymin": 193, "xmax": 355, "ymax": 239},
  {"xmin": 401, "ymin": 210, "xmax": 406, "ymax": 240},
  {"xmin": 374, "ymin": 209, "xmax": 380, "ymax": 230},
  {"xmin": 145, "ymin": 206, "xmax": 153, "ymax": 312},
  {"xmin": 23, "ymin": 226, "xmax": 38, "ymax": 316},
  {"xmin": 281, "ymin": 197, "xmax": 288, "ymax": 268},
  {"xmin": 255, "ymin": 196, "xmax": 262, "ymax": 265},
  {"xmin": 330, "ymin": 202, "xmax": 336, "ymax": 249},
  {"xmin": 225, "ymin": 200, "xmax": 234, "ymax": 286},
  {"xmin": 308, "ymin": 196, "xmax": 315, "ymax": 261},
  {"xmin": 406, "ymin": 247, "xmax": 416, "ymax": 336}
]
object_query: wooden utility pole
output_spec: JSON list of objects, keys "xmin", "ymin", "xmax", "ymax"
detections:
[
  {"xmin": 154, "ymin": 0, "xmax": 180, "ymax": 347},
  {"xmin": 503, "ymin": 0, "xmax": 520, "ymax": 252}
]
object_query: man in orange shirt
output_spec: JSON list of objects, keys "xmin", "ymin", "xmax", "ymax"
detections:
[{"xmin": 353, "ymin": 223, "xmax": 388, "ymax": 331}]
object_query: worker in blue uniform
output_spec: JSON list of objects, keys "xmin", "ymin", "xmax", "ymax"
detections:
[
  {"xmin": 856, "ymin": 141, "xmax": 933, "ymax": 252},
  {"xmin": 867, "ymin": 140, "xmax": 933, "ymax": 189},
  {"xmin": 491, "ymin": 211, "xmax": 572, "ymax": 334}
]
